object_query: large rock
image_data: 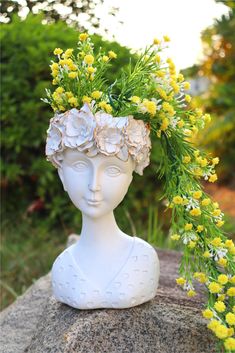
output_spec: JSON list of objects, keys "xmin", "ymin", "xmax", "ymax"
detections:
[{"xmin": 1, "ymin": 235, "xmax": 216, "ymax": 353}]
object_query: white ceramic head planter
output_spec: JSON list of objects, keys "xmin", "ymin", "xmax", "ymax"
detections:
[{"xmin": 46, "ymin": 104, "xmax": 160, "ymax": 309}]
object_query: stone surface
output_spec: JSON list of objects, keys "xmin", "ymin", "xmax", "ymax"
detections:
[
  {"xmin": 0, "ymin": 274, "xmax": 51, "ymax": 353},
  {"xmin": 0, "ymin": 235, "xmax": 216, "ymax": 353}
]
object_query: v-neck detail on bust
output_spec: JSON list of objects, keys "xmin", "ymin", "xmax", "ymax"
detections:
[{"xmin": 68, "ymin": 236, "xmax": 136, "ymax": 293}]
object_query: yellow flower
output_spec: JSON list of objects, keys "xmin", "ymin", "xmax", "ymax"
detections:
[
  {"xmin": 68, "ymin": 97, "xmax": 78, "ymax": 107},
  {"xmin": 193, "ymin": 167, "xmax": 203, "ymax": 177},
  {"xmin": 51, "ymin": 62, "xmax": 59, "ymax": 70},
  {"xmin": 143, "ymin": 99, "xmax": 157, "ymax": 116},
  {"xmin": 197, "ymin": 225, "xmax": 204, "ymax": 232},
  {"xmin": 202, "ymin": 309, "xmax": 213, "ymax": 319},
  {"xmin": 185, "ymin": 94, "xmax": 191, "ymax": 103},
  {"xmin": 217, "ymin": 258, "xmax": 227, "ymax": 267},
  {"xmin": 54, "ymin": 48, "xmax": 63, "ymax": 55},
  {"xmin": 212, "ymin": 209, "xmax": 221, "ymax": 217},
  {"xmin": 208, "ymin": 282, "xmax": 222, "ymax": 294},
  {"xmin": 177, "ymin": 120, "xmax": 185, "ymax": 128},
  {"xmin": 162, "ymin": 102, "xmax": 175, "ymax": 116},
  {"xmin": 226, "ymin": 313, "xmax": 235, "ymax": 326},
  {"xmin": 59, "ymin": 59, "xmax": 66, "ymax": 67},
  {"xmin": 171, "ymin": 81, "xmax": 180, "ymax": 93},
  {"xmin": 218, "ymin": 274, "xmax": 228, "ymax": 285},
  {"xmin": 212, "ymin": 157, "xmax": 219, "ymax": 165},
  {"xmin": 216, "ymin": 220, "xmax": 224, "ymax": 228},
  {"xmin": 225, "ymin": 239, "xmax": 234, "ymax": 248},
  {"xmin": 224, "ymin": 338, "xmax": 235, "ymax": 351},
  {"xmin": 190, "ymin": 208, "xmax": 201, "ymax": 217},
  {"xmin": 87, "ymin": 66, "xmax": 96, "ymax": 74},
  {"xmin": 82, "ymin": 96, "xmax": 92, "ymax": 104},
  {"xmin": 184, "ymin": 223, "xmax": 193, "ymax": 231},
  {"xmin": 218, "ymin": 294, "xmax": 226, "ymax": 301},
  {"xmin": 108, "ymin": 50, "xmax": 117, "ymax": 59},
  {"xmin": 52, "ymin": 79, "xmax": 58, "ymax": 85},
  {"xmin": 79, "ymin": 33, "xmax": 89, "ymax": 41},
  {"xmin": 130, "ymin": 96, "xmax": 141, "ymax": 104},
  {"xmin": 153, "ymin": 38, "xmax": 161, "ymax": 45},
  {"xmin": 171, "ymin": 234, "xmax": 180, "ymax": 241},
  {"xmin": 154, "ymin": 54, "xmax": 161, "ymax": 63},
  {"xmin": 176, "ymin": 277, "xmax": 186, "ymax": 286},
  {"xmin": 229, "ymin": 246, "xmax": 235, "ymax": 255},
  {"xmin": 215, "ymin": 324, "xmax": 228, "ymax": 339},
  {"xmin": 66, "ymin": 91, "xmax": 73, "ymax": 98},
  {"xmin": 102, "ymin": 55, "xmax": 109, "ymax": 62},
  {"xmin": 187, "ymin": 289, "xmax": 196, "ymax": 297},
  {"xmin": 84, "ymin": 54, "xmax": 94, "ymax": 65},
  {"xmin": 207, "ymin": 319, "xmax": 219, "ymax": 332},
  {"xmin": 55, "ymin": 87, "xmax": 64, "ymax": 94},
  {"xmin": 189, "ymin": 115, "xmax": 196, "ymax": 123},
  {"xmin": 210, "ymin": 237, "xmax": 222, "ymax": 246},
  {"xmin": 227, "ymin": 287, "xmax": 235, "ymax": 297},
  {"xmin": 99, "ymin": 101, "xmax": 112, "ymax": 113},
  {"xmin": 201, "ymin": 198, "xmax": 211, "ymax": 206},
  {"xmin": 58, "ymin": 105, "xmax": 65, "ymax": 111},
  {"xmin": 68, "ymin": 71, "xmax": 78, "ymax": 79},
  {"xmin": 214, "ymin": 301, "xmax": 226, "ymax": 313},
  {"xmin": 173, "ymin": 196, "xmax": 183, "ymax": 205},
  {"xmin": 210, "ymin": 237, "xmax": 222, "ymax": 247},
  {"xmin": 203, "ymin": 113, "xmax": 211, "ymax": 123},
  {"xmin": 104, "ymin": 103, "xmax": 112, "ymax": 113},
  {"xmin": 91, "ymin": 91, "xmax": 102, "ymax": 99},
  {"xmin": 194, "ymin": 272, "xmax": 207, "ymax": 283},
  {"xmin": 183, "ymin": 156, "xmax": 191, "ymax": 164},
  {"xmin": 230, "ymin": 276, "xmax": 235, "ymax": 284},
  {"xmin": 51, "ymin": 69, "xmax": 59, "ymax": 78},
  {"xmin": 156, "ymin": 87, "xmax": 168, "ymax": 100},
  {"xmin": 209, "ymin": 174, "xmax": 218, "ymax": 183},
  {"xmin": 161, "ymin": 118, "xmax": 169, "ymax": 131},
  {"xmin": 183, "ymin": 81, "xmax": 191, "ymax": 90},
  {"xmin": 203, "ymin": 251, "xmax": 211, "ymax": 258},
  {"xmin": 199, "ymin": 158, "xmax": 208, "ymax": 167},
  {"xmin": 163, "ymin": 35, "xmax": 170, "ymax": 42},
  {"xmin": 193, "ymin": 191, "xmax": 202, "ymax": 199},
  {"xmin": 177, "ymin": 73, "xmax": 184, "ymax": 82},
  {"xmin": 64, "ymin": 48, "xmax": 74, "ymax": 58},
  {"xmin": 188, "ymin": 241, "xmax": 196, "ymax": 249}
]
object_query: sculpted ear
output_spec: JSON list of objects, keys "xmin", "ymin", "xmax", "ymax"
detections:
[{"xmin": 58, "ymin": 168, "xmax": 67, "ymax": 192}]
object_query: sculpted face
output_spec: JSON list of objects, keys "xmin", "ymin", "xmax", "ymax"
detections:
[{"xmin": 58, "ymin": 149, "xmax": 135, "ymax": 218}]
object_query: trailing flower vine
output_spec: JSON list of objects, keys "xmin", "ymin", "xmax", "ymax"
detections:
[{"xmin": 42, "ymin": 34, "xmax": 235, "ymax": 352}]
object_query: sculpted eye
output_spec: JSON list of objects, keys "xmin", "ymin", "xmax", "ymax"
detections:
[
  {"xmin": 105, "ymin": 166, "xmax": 121, "ymax": 176},
  {"xmin": 72, "ymin": 161, "xmax": 88, "ymax": 172}
]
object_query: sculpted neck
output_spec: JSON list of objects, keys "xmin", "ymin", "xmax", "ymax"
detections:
[{"xmin": 79, "ymin": 211, "xmax": 123, "ymax": 252}]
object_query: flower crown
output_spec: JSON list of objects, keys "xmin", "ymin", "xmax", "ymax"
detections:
[
  {"xmin": 46, "ymin": 103, "xmax": 151, "ymax": 175},
  {"xmin": 43, "ymin": 34, "xmax": 235, "ymax": 351}
]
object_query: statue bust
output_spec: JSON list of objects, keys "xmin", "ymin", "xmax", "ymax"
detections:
[{"xmin": 46, "ymin": 104, "xmax": 160, "ymax": 309}]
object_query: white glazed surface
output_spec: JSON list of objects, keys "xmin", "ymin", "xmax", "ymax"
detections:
[
  {"xmin": 52, "ymin": 149, "xmax": 160, "ymax": 309},
  {"xmin": 52, "ymin": 237, "xmax": 159, "ymax": 309}
]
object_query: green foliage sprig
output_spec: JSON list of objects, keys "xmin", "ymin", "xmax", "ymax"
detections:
[{"xmin": 43, "ymin": 33, "xmax": 235, "ymax": 352}]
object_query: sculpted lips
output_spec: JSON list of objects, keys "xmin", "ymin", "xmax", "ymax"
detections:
[{"xmin": 85, "ymin": 199, "xmax": 102, "ymax": 206}]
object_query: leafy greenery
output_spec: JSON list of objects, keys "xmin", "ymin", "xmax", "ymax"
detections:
[{"xmin": 0, "ymin": 0, "xmax": 116, "ymax": 30}]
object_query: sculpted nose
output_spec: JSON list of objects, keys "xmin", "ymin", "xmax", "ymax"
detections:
[{"xmin": 88, "ymin": 170, "xmax": 101, "ymax": 192}]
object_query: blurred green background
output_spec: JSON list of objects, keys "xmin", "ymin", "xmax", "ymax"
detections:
[{"xmin": 1, "ymin": 0, "xmax": 235, "ymax": 310}]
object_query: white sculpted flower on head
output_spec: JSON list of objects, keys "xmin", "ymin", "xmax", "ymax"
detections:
[
  {"xmin": 45, "ymin": 104, "xmax": 151, "ymax": 175},
  {"xmin": 95, "ymin": 112, "xmax": 129, "ymax": 158},
  {"xmin": 64, "ymin": 105, "xmax": 96, "ymax": 150}
]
